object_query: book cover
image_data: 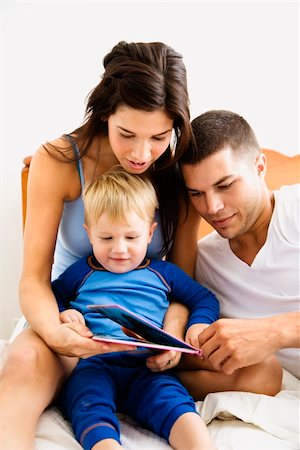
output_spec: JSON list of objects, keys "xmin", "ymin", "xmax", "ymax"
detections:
[{"xmin": 88, "ymin": 303, "xmax": 202, "ymax": 355}]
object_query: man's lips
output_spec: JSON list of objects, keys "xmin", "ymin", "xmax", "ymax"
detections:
[{"xmin": 211, "ymin": 214, "xmax": 235, "ymax": 228}]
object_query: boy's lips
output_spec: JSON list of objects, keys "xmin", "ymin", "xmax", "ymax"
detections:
[{"xmin": 110, "ymin": 258, "xmax": 129, "ymax": 262}]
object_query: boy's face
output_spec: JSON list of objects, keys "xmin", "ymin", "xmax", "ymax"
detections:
[
  {"xmin": 85, "ymin": 212, "xmax": 157, "ymax": 273},
  {"xmin": 181, "ymin": 147, "xmax": 267, "ymax": 240}
]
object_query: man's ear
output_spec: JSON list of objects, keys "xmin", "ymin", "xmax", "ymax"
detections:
[
  {"xmin": 256, "ymin": 152, "xmax": 267, "ymax": 178},
  {"xmin": 148, "ymin": 222, "xmax": 158, "ymax": 243}
]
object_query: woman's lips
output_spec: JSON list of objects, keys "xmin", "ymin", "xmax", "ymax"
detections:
[{"xmin": 127, "ymin": 160, "xmax": 149, "ymax": 170}]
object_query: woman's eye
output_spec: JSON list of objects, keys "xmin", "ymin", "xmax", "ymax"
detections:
[
  {"xmin": 189, "ymin": 192, "xmax": 203, "ymax": 198},
  {"xmin": 120, "ymin": 133, "xmax": 134, "ymax": 139},
  {"xmin": 152, "ymin": 136, "xmax": 165, "ymax": 142}
]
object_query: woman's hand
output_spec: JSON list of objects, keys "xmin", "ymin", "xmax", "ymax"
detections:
[{"xmin": 42, "ymin": 321, "xmax": 137, "ymax": 359}]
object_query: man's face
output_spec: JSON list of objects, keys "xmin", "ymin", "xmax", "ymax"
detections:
[{"xmin": 181, "ymin": 147, "xmax": 267, "ymax": 239}]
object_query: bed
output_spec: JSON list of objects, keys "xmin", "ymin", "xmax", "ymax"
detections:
[
  {"xmin": 1, "ymin": 148, "xmax": 299, "ymax": 449},
  {"xmin": 0, "ymin": 339, "xmax": 299, "ymax": 449}
]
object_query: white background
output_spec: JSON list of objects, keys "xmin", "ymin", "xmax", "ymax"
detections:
[{"xmin": 0, "ymin": 1, "xmax": 299, "ymax": 338}]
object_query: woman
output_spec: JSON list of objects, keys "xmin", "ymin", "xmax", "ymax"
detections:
[{"xmin": 0, "ymin": 41, "xmax": 200, "ymax": 449}]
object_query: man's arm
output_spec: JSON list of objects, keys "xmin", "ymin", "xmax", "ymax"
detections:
[{"xmin": 198, "ymin": 311, "xmax": 300, "ymax": 374}]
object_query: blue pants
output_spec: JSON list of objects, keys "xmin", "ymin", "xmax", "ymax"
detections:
[{"xmin": 57, "ymin": 352, "xmax": 197, "ymax": 450}]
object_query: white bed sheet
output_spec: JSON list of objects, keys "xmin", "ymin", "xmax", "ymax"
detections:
[{"xmin": 1, "ymin": 339, "xmax": 299, "ymax": 450}]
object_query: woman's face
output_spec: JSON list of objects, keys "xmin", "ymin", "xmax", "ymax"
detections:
[{"xmin": 107, "ymin": 106, "xmax": 173, "ymax": 174}]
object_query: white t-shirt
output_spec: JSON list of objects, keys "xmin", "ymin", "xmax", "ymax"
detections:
[{"xmin": 196, "ymin": 184, "xmax": 300, "ymax": 379}]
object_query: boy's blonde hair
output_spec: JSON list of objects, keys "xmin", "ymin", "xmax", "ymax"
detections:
[{"xmin": 83, "ymin": 167, "xmax": 158, "ymax": 226}]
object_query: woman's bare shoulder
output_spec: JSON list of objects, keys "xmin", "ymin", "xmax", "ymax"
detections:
[
  {"xmin": 36, "ymin": 135, "xmax": 75, "ymax": 160},
  {"xmin": 30, "ymin": 136, "xmax": 81, "ymax": 201}
]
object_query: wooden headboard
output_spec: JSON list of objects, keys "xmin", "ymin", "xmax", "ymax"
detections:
[
  {"xmin": 21, "ymin": 149, "xmax": 300, "ymax": 237},
  {"xmin": 21, "ymin": 155, "xmax": 32, "ymax": 230}
]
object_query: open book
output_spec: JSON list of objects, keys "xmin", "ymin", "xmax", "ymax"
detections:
[{"xmin": 88, "ymin": 304, "xmax": 202, "ymax": 355}]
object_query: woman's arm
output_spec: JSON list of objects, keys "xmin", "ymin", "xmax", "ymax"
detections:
[
  {"xmin": 167, "ymin": 200, "xmax": 201, "ymax": 277},
  {"xmin": 164, "ymin": 200, "xmax": 201, "ymax": 336},
  {"xmin": 20, "ymin": 145, "xmax": 76, "ymax": 336},
  {"xmin": 19, "ymin": 145, "xmax": 133, "ymax": 358}
]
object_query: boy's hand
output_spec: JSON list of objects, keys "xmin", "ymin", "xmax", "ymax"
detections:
[
  {"xmin": 60, "ymin": 309, "xmax": 86, "ymax": 325},
  {"xmin": 146, "ymin": 350, "xmax": 182, "ymax": 372},
  {"xmin": 185, "ymin": 323, "xmax": 210, "ymax": 349},
  {"xmin": 122, "ymin": 327, "xmax": 182, "ymax": 371}
]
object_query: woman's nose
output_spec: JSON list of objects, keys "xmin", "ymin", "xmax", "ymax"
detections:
[{"xmin": 131, "ymin": 140, "xmax": 151, "ymax": 161}]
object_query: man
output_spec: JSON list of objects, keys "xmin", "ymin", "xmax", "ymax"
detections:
[{"xmin": 179, "ymin": 110, "xmax": 300, "ymax": 379}]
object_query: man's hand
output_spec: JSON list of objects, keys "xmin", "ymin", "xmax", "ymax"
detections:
[{"xmin": 198, "ymin": 317, "xmax": 279, "ymax": 374}]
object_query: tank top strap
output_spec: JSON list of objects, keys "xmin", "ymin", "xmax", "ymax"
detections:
[{"xmin": 64, "ymin": 134, "xmax": 85, "ymax": 190}]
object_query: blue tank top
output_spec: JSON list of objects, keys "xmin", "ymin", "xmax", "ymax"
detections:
[{"xmin": 52, "ymin": 136, "xmax": 167, "ymax": 280}]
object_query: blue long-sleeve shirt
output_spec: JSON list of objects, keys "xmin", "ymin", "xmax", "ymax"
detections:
[{"xmin": 52, "ymin": 255, "xmax": 219, "ymax": 338}]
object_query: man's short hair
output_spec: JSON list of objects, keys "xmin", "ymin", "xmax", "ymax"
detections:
[{"xmin": 180, "ymin": 110, "xmax": 260, "ymax": 165}]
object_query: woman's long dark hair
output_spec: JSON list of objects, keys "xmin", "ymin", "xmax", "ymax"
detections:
[{"xmin": 48, "ymin": 41, "xmax": 191, "ymax": 254}]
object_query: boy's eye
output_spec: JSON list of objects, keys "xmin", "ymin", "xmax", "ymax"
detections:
[
  {"xmin": 126, "ymin": 236, "xmax": 138, "ymax": 240},
  {"xmin": 100, "ymin": 237, "xmax": 112, "ymax": 240}
]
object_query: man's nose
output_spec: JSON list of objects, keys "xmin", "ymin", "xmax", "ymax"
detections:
[{"xmin": 206, "ymin": 193, "xmax": 224, "ymax": 215}]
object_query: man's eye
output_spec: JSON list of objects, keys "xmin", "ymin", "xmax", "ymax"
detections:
[{"xmin": 218, "ymin": 182, "xmax": 234, "ymax": 190}]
